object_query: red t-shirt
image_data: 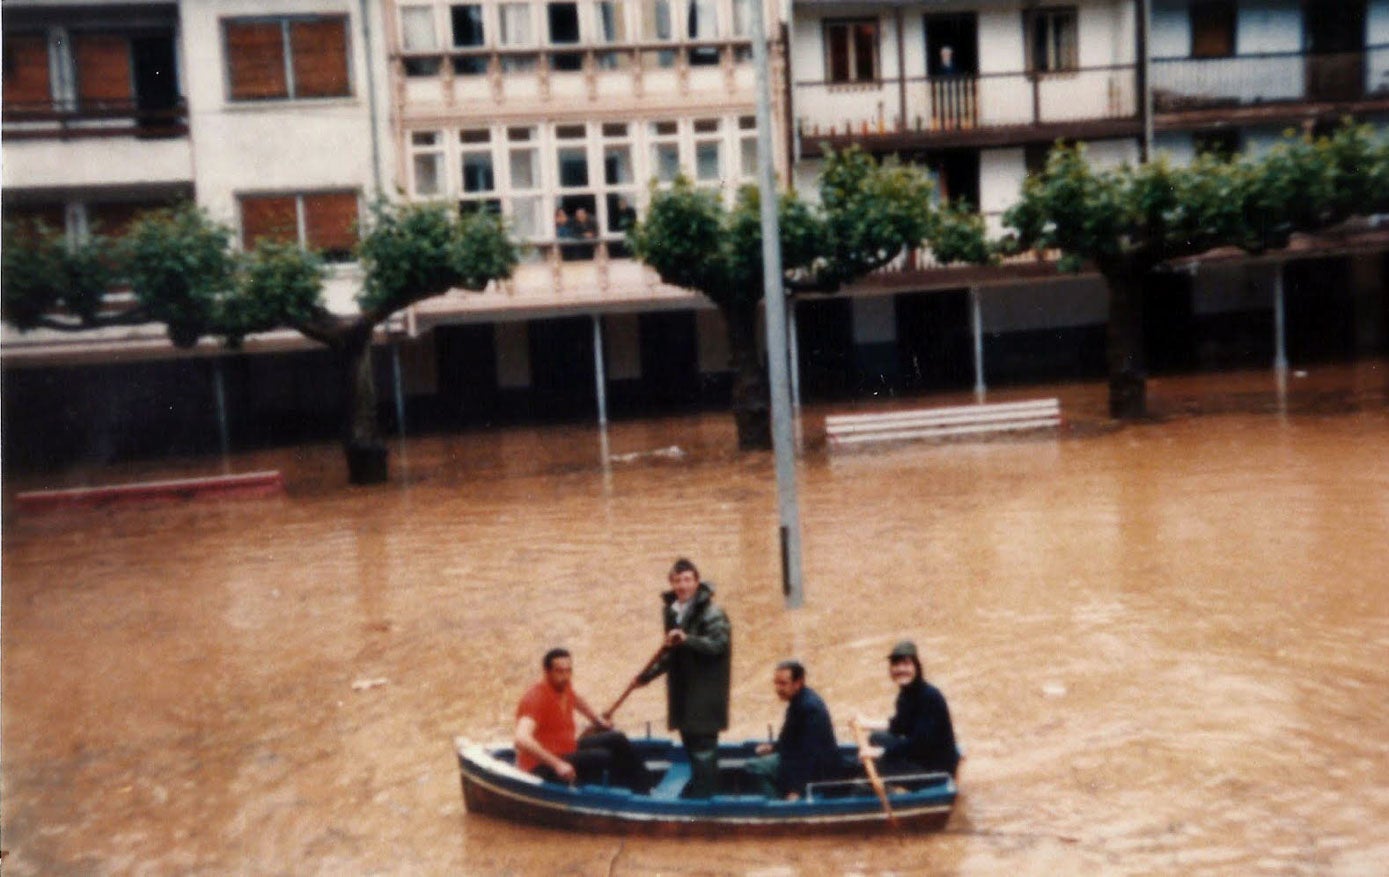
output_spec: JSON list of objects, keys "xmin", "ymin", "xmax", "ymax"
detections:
[{"xmin": 515, "ymin": 680, "xmax": 577, "ymax": 772}]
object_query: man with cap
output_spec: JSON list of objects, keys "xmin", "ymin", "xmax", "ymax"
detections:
[
  {"xmin": 855, "ymin": 640, "xmax": 960, "ymax": 778},
  {"xmin": 632, "ymin": 557, "xmax": 732, "ymax": 797}
]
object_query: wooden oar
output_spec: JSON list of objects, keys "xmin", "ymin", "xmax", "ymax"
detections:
[
  {"xmin": 849, "ymin": 717, "xmax": 898, "ymax": 830},
  {"xmin": 581, "ymin": 645, "xmax": 668, "ymax": 738}
]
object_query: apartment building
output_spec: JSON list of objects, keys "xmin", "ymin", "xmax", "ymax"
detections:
[
  {"xmin": 3, "ymin": 0, "xmax": 1387, "ymax": 469},
  {"xmin": 787, "ymin": 0, "xmax": 1388, "ymax": 393}
]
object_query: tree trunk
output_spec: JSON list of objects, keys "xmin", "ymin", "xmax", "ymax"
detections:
[
  {"xmin": 723, "ymin": 301, "xmax": 771, "ymax": 450},
  {"xmin": 1104, "ymin": 266, "xmax": 1148, "ymax": 419},
  {"xmin": 341, "ymin": 331, "xmax": 389, "ymax": 484}
]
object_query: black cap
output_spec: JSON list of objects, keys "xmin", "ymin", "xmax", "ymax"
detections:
[{"xmin": 887, "ymin": 640, "xmax": 918, "ymax": 660}]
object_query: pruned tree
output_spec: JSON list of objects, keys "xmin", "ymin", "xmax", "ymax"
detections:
[
  {"xmin": 629, "ymin": 147, "xmax": 935, "ymax": 449},
  {"xmin": 944, "ymin": 123, "xmax": 1389, "ymax": 418},
  {"xmin": 3, "ymin": 200, "xmax": 518, "ymax": 484}
]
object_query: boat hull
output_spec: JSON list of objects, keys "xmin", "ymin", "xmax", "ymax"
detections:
[{"xmin": 456, "ymin": 737, "xmax": 956, "ymax": 837}]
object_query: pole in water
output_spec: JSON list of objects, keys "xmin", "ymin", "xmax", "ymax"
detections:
[{"xmin": 749, "ymin": 0, "xmax": 805, "ymax": 608}]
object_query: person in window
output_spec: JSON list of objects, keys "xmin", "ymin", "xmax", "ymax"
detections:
[
  {"xmin": 746, "ymin": 660, "xmax": 842, "ymax": 800},
  {"xmin": 514, "ymin": 647, "xmax": 654, "ymax": 793},
  {"xmin": 571, "ymin": 206, "xmax": 597, "ymax": 260},
  {"xmin": 938, "ymin": 45, "xmax": 956, "ymax": 75},
  {"xmin": 855, "ymin": 640, "xmax": 960, "ymax": 779}
]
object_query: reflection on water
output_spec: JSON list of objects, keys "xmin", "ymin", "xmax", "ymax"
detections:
[{"xmin": 3, "ymin": 362, "xmax": 1388, "ymax": 875}]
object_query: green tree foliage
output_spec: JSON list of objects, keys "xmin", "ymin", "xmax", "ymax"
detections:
[
  {"xmin": 971, "ymin": 122, "xmax": 1389, "ymax": 418},
  {"xmin": 629, "ymin": 147, "xmax": 935, "ymax": 449},
  {"xmin": 2, "ymin": 200, "xmax": 518, "ymax": 484}
]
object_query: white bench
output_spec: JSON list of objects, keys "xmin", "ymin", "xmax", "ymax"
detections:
[{"xmin": 825, "ymin": 398, "xmax": 1062, "ymax": 448}]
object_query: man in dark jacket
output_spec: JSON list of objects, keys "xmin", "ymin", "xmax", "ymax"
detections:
[
  {"xmin": 634, "ymin": 558, "xmax": 731, "ymax": 797},
  {"xmin": 858, "ymin": 640, "xmax": 960, "ymax": 778},
  {"xmin": 747, "ymin": 660, "xmax": 841, "ymax": 800}
]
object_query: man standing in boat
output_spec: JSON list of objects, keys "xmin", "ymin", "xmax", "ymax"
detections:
[
  {"xmin": 746, "ymin": 660, "xmax": 842, "ymax": 800},
  {"xmin": 856, "ymin": 640, "xmax": 960, "ymax": 779},
  {"xmin": 515, "ymin": 648, "xmax": 653, "ymax": 793},
  {"xmin": 633, "ymin": 558, "xmax": 732, "ymax": 798}
]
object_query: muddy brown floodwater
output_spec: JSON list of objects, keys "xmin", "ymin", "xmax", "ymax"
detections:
[{"xmin": 3, "ymin": 362, "xmax": 1388, "ymax": 875}]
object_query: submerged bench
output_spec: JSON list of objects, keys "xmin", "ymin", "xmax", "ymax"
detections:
[{"xmin": 825, "ymin": 398, "xmax": 1062, "ymax": 448}]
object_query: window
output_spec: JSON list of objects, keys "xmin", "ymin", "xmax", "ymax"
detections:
[
  {"xmin": 688, "ymin": 0, "xmax": 720, "ymax": 66},
  {"xmin": 3, "ymin": 34, "xmax": 52, "ymax": 107},
  {"xmin": 225, "ymin": 16, "xmax": 351, "ymax": 100},
  {"xmin": 451, "ymin": 4, "xmax": 487, "ymax": 74},
  {"xmin": 1194, "ymin": 129, "xmax": 1240, "ymax": 160},
  {"xmin": 548, "ymin": 2, "xmax": 583, "ymax": 70},
  {"xmin": 738, "ymin": 115, "xmax": 758, "ymax": 180},
  {"xmin": 824, "ymin": 20, "xmax": 879, "ymax": 84},
  {"xmin": 240, "ymin": 191, "xmax": 359, "ymax": 261},
  {"xmin": 411, "ymin": 131, "xmax": 446, "ymax": 196},
  {"xmin": 506, "ymin": 126, "xmax": 543, "ymax": 241},
  {"xmin": 693, "ymin": 118, "xmax": 722, "ymax": 182},
  {"xmin": 1027, "ymin": 8, "xmax": 1077, "ymax": 73},
  {"xmin": 400, "ymin": 6, "xmax": 442, "ymax": 76},
  {"xmin": 596, "ymin": 0, "xmax": 630, "ymax": 69},
  {"xmin": 650, "ymin": 120, "xmax": 682, "ymax": 183},
  {"xmin": 460, "ymin": 129, "xmax": 496, "ymax": 196},
  {"xmin": 1191, "ymin": 1, "xmax": 1236, "ymax": 59}
]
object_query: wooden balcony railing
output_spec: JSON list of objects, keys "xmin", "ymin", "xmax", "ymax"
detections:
[
  {"xmin": 2, "ymin": 100, "xmax": 188, "ymax": 141},
  {"xmin": 1152, "ymin": 45, "xmax": 1389, "ymax": 113},
  {"xmin": 795, "ymin": 63, "xmax": 1138, "ymax": 145}
]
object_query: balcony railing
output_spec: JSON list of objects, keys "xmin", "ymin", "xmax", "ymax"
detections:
[
  {"xmin": 2, "ymin": 99, "xmax": 188, "ymax": 141},
  {"xmin": 1152, "ymin": 45, "xmax": 1389, "ymax": 113},
  {"xmin": 795, "ymin": 64, "xmax": 1138, "ymax": 144}
]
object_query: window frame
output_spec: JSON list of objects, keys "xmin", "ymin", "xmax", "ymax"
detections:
[
  {"xmin": 823, "ymin": 18, "xmax": 880, "ymax": 85},
  {"xmin": 238, "ymin": 190, "xmax": 361, "ymax": 261},
  {"xmin": 1025, "ymin": 6, "xmax": 1078, "ymax": 74}
]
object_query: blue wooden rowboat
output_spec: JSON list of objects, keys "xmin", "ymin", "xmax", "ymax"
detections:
[{"xmin": 455, "ymin": 735, "xmax": 957, "ymax": 836}]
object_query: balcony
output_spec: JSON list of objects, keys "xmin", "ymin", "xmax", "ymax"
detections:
[
  {"xmin": 2, "ymin": 99, "xmax": 188, "ymax": 141},
  {"xmin": 796, "ymin": 64, "xmax": 1139, "ymax": 155},
  {"xmin": 1152, "ymin": 45, "xmax": 1389, "ymax": 127}
]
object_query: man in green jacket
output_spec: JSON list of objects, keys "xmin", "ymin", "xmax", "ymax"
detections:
[{"xmin": 634, "ymin": 557, "xmax": 732, "ymax": 798}]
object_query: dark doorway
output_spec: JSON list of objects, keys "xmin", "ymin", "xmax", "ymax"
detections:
[
  {"xmin": 132, "ymin": 33, "xmax": 178, "ymax": 127},
  {"xmin": 435, "ymin": 324, "xmax": 499, "ymax": 426},
  {"xmin": 638, "ymin": 310, "xmax": 700, "ymax": 407},
  {"xmin": 1284, "ymin": 258, "xmax": 1357, "ymax": 363},
  {"xmin": 529, "ymin": 316, "xmax": 595, "ymax": 417},
  {"xmin": 896, "ymin": 289, "xmax": 973, "ymax": 391},
  {"xmin": 795, "ymin": 297, "xmax": 854, "ymax": 399},
  {"xmin": 1305, "ymin": 0, "xmax": 1365, "ymax": 101},
  {"xmin": 924, "ymin": 13, "xmax": 977, "ymax": 75},
  {"xmin": 1143, "ymin": 270, "xmax": 1196, "ymax": 373},
  {"xmin": 924, "ymin": 13, "xmax": 978, "ymax": 130}
]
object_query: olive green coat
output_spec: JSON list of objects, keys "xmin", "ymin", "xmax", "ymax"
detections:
[{"xmin": 639, "ymin": 582, "xmax": 732, "ymax": 735}]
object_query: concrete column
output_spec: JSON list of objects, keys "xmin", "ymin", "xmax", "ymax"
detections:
[
  {"xmin": 970, "ymin": 286, "xmax": 986, "ymax": 401},
  {"xmin": 592, "ymin": 313, "xmax": 608, "ymax": 427},
  {"xmin": 1273, "ymin": 263, "xmax": 1288, "ymax": 374}
]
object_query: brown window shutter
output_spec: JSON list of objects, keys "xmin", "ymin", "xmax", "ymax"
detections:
[
  {"xmin": 1191, "ymin": 2, "xmax": 1236, "ymax": 59},
  {"xmin": 88, "ymin": 202, "xmax": 161, "ymax": 239},
  {"xmin": 74, "ymin": 34, "xmax": 133, "ymax": 105},
  {"xmin": 240, "ymin": 195, "xmax": 299, "ymax": 249},
  {"xmin": 2, "ymin": 36, "xmax": 53, "ymax": 107},
  {"xmin": 303, "ymin": 192, "xmax": 359, "ymax": 256},
  {"xmin": 226, "ymin": 20, "xmax": 289, "ymax": 100},
  {"xmin": 290, "ymin": 19, "xmax": 351, "ymax": 98}
]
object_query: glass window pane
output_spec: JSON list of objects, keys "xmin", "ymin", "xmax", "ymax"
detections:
[
  {"xmin": 653, "ymin": 143, "xmax": 680, "ymax": 181},
  {"xmin": 451, "ymin": 4, "xmax": 485, "ymax": 47},
  {"xmin": 740, "ymin": 137, "xmax": 756, "ymax": 177},
  {"xmin": 401, "ymin": 7, "xmax": 438, "ymax": 50},
  {"xmin": 732, "ymin": 0, "xmax": 751, "ymax": 37},
  {"xmin": 548, "ymin": 3, "xmax": 580, "ymax": 44},
  {"xmin": 558, "ymin": 147, "xmax": 589, "ymax": 187},
  {"xmin": 688, "ymin": 0, "xmax": 719, "ymax": 39},
  {"xmin": 604, "ymin": 146, "xmax": 633, "ymax": 184},
  {"xmin": 462, "ymin": 153, "xmax": 495, "ymax": 192},
  {"xmin": 598, "ymin": 1, "xmax": 627, "ymax": 42},
  {"xmin": 414, "ymin": 153, "xmax": 443, "ymax": 195},
  {"xmin": 695, "ymin": 142, "xmax": 721, "ymax": 180},
  {"xmin": 500, "ymin": 3, "xmax": 533, "ymax": 45},
  {"xmin": 510, "ymin": 195, "xmax": 543, "ymax": 238},
  {"xmin": 510, "ymin": 148, "xmax": 539, "ymax": 188},
  {"xmin": 644, "ymin": 0, "xmax": 672, "ymax": 40}
]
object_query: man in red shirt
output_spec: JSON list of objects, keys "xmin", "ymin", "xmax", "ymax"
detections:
[{"xmin": 515, "ymin": 648, "xmax": 653, "ymax": 793}]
